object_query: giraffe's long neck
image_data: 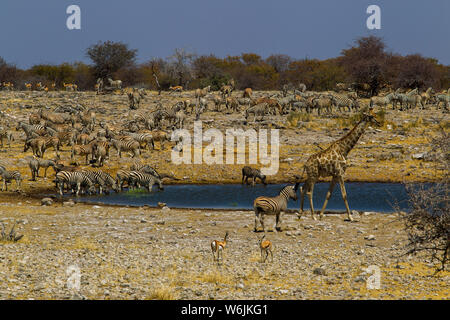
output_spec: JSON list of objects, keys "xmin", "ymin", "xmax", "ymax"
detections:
[{"xmin": 336, "ymin": 119, "xmax": 369, "ymax": 158}]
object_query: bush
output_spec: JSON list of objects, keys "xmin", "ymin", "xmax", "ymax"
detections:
[{"xmin": 399, "ymin": 128, "xmax": 449, "ymax": 271}]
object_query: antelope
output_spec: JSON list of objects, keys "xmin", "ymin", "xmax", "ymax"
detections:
[
  {"xmin": 211, "ymin": 231, "xmax": 229, "ymax": 262},
  {"xmin": 169, "ymin": 85, "xmax": 183, "ymax": 93},
  {"xmin": 258, "ymin": 234, "xmax": 273, "ymax": 263}
]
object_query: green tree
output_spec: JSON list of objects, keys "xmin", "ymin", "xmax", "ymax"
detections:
[{"xmin": 86, "ymin": 41, "xmax": 137, "ymax": 80}]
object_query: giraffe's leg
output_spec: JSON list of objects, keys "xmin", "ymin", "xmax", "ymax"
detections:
[
  {"xmin": 338, "ymin": 177, "xmax": 353, "ymax": 221},
  {"xmin": 319, "ymin": 178, "xmax": 337, "ymax": 220},
  {"xmin": 307, "ymin": 183, "xmax": 316, "ymax": 220},
  {"xmin": 300, "ymin": 181, "xmax": 307, "ymax": 215}
]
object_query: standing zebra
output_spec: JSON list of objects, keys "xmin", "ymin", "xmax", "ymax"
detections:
[
  {"xmin": 0, "ymin": 166, "xmax": 22, "ymax": 191},
  {"xmin": 253, "ymin": 183, "xmax": 299, "ymax": 233},
  {"xmin": 110, "ymin": 139, "xmax": 140, "ymax": 158},
  {"xmin": 28, "ymin": 157, "xmax": 59, "ymax": 181},
  {"xmin": 55, "ymin": 171, "xmax": 96, "ymax": 196}
]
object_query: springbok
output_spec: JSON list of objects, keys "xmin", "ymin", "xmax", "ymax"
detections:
[
  {"xmin": 258, "ymin": 234, "xmax": 273, "ymax": 263},
  {"xmin": 211, "ymin": 231, "xmax": 229, "ymax": 262}
]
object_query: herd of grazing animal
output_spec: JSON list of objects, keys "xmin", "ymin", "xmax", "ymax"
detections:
[{"xmin": 0, "ymin": 81, "xmax": 448, "ymax": 265}]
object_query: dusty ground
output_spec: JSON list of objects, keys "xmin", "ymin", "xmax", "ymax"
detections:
[
  {"xmin": 0, "ymin": 90, "xmax": 448, "ymax": 300},
  {"xmin": 0, "ymin": 197, "xmax": 448, "ymax": 300}
]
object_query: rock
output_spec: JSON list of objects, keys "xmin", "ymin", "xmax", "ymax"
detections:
[
  {"xmin": 351, "ymin": 210, "xmax": 361, "ymax": 218},
  {"xmin": 161, "ymin": 206, "xmax": 170, "ymax": 212},
  {"xmin": 63, "ymin": 200, "xmax": 75, "ymax": 207},
  {"xmin": 313, "ymin": 267, "xmax": 326, "ymax": 276},
  {"xmin": 364, "ymin": 235, "xmax": 376, "ymax": 240},
  {"xmin": 411, "ymin": 153, "xmax": 426, "ymax": 160},
  {"xmin": 41, "ymin": 198, "xmax": 53, "ymax": 206},
  {"xmin": 157, "ymin": 202, "xmax": 166, "ymax": 208}
]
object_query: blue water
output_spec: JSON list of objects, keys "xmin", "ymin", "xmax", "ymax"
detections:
[{"xmin": 73, "ymin": 183, "xmax": 410, "ymax": 212}]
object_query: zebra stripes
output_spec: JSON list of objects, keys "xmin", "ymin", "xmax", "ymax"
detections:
[
  {"xmin": 330, "ymin": 93, "xmax": 357, "ymax": 112},
  {"xmin": 130, "ymin": 163, "xmax": 160, "ymax": 178},
  {"xmin": 129, "ymin": 171, "xmax": 164, "ymax": 192},
  {"xmin": 0, "ymin": 166, "xmax": 22, "ymax": 191},
  {"xmin": 253, "ymin": 183, "xmax": 299, "ymax": 233},
  {"xmin": 16, "ymin": 122, "xmax": 46, "ymax": 138},
  {"xmin": 115, "ymin": 169, "xmax": 163, "ymax": 191},
  {"xmin": 81, "ymin": 170, "xmax": 118, "ymax": 194},
  {"xmin": 55, "ymin": 171, "xmax": 95, "ymax": 196},
  {"xmin": 110, "ymin": 139, "xmax": 140, "ymax": 158}
]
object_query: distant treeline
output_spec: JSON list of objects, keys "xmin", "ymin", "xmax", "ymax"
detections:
[{"xmin": 1, "ymin": 36, "xmax": 449, "ymax": 95}]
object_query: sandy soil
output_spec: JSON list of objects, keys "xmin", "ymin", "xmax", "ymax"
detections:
[{"xmin": 0, "ymin": 90, "xmax": 448, "ymax": 300}]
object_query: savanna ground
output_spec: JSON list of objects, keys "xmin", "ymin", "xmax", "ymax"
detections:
[{"xmin": 0, "ymin": 90, "xmax": 448, "ymax": 299}]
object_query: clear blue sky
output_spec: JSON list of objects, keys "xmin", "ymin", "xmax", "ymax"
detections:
[{"xmin": 1, "ymin": 0, "xmax": 449, "ymax": 68}]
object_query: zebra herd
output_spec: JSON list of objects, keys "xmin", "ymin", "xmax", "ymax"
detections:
[
  {"xmin": 370, "ymin": 87, "xmax": 450, "ymax": 110},
  {"xmin": 54, "ymin": 163, "xmax": 165, "ymax": 197}
]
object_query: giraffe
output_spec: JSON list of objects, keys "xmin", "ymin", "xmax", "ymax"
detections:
[{"xmin": 299, "ymin": 108, "xmax": 380, "ymax": 221}]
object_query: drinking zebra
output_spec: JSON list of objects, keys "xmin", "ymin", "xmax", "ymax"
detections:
[
  {"xmin": 242, "ymin": 166, "xmax": 267, "ymax": 186},
  {"xmin": 253, "ymin": 183, "xmax": 300, "ymax": 233},
  {"xmin": 128, "ymin": 171, "xmax": 164, "ymax": 192},
  {"xmin": 81, "ymin": 170, "xmax": 118, "ymax": 194},
  {"xmin": 55, "ymin": 171, "xmax": 96, "ymax": 196},
  {"xmin": 116, "ymin": 169, "xmax": 137, "ymax": 191}
]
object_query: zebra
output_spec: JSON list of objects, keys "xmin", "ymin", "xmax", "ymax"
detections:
[
  {"xmin": 370, "ymin": 93, "xmax": 394, "ymax": 108},
  {"xmin": 311, "ymin": 96, "xmax": 333, "ymax": 115},
  {"xmin": 16, "ymin": 122, "xmax": 46, "ymax": 138},
  {"xmin": 130, "ymin": 162, "xmax": 178, "ymax": 181},
  {"xmin": 253, "ymin": 183, "xmax": 299, "ymax": 233},
  {"xmin": 120, "ymin": 132, "xmax": 155, "ymax": 151},
  {"xmin": 128, "ymin": 90, "xmax": 141, "ymax": 110},
  {"xmin": 92, "ymin": 144, "xmax": 108, "ymax": 167},
  {"xmin": 0, "ymin": 166, "xmax": 22, "ymax": 192},
  {"xmin": 107, "ymin": 78, "xmax": 122, "ymax": 90},
  {"xmin": 0, "ymin": 128, "xmax": 14, "ymax": 149},
  {"xmin": 28, "ymin": 157, "xmax": 59, "ymax": 181},
  {"xmin": 116, "ymin": 169, "xmax": 137, "ymax": 191},
  {"xmin": 55, "ymin": 171, "xmax": 96, "ymax": 196},
  {"xmin": 277, "ymin": 95, "xmax": 297, "ymax": 114},
  {"xmin": 329, "ymin": 93, "xmax": 356, "ymax": 113},
  {"xmin": 24, "ymin": 137, "xmax": 47, "ymax": 158},
  {"xmin": 242, "ymin": 166, "xmax": 267, "ymax": 186},
  {"xmin": 110, "ymin": 139, "xmax": 140, "ymax": 158},
  {"xmin": 436, "ymin": 94, "xmax": 449, "ymax": 110},
  {"xmin": 71, "ymin": 143, "xmax": 96, "ymax": 164},
  {"xmin": 130, "ymin": 163, "xmax": 160, "ymax": 177},
  {"xmin": 81, "ymin": 170, "xmax": 118, "ymax": 194},
  {"xmin": 128, "ymin": 171, "xmax": 164, "ymax": 192},
  {"xmin": 245, "ymin": 103, "xmax": 269, "ymax": 122}
]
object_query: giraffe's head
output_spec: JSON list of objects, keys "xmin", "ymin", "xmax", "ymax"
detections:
[{"xmin": 362, "ymin": 108, "xmax": 380, "ymax": 126}]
